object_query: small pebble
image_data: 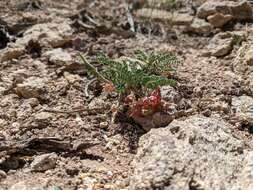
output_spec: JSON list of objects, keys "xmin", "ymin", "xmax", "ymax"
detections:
[
  {"xmin": 0, "ymin": 170, "xmax": 7, "ymax": 179},
  {"xmin": 99, "ymin": 121, "xmax": 109, "ymax": 129}
]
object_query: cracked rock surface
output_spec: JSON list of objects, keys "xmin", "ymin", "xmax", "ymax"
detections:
[{"xmin": 130, "ymin": 116, "xmax": 252, "ymax": 190}]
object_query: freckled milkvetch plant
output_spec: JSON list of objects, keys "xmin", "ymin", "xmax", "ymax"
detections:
[{"xmin": 80, "ymin": 50, "xmax": 179, "ymax": 118}]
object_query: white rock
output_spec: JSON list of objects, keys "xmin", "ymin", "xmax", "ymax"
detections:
[
  {"xmin": 1, "ymin": 20, "xmax": 73, "ymax": 62},
  {"xmin": 206, "ymin": 32, "xmax": 233, "ymax": 57},
  {"xmin": 9, "ymin": 181, "xmax": 27, "ymax": 190},
  {"xmin": 0, "ymin": 170, "xmax": 6, "ymax": 179},
  {"xmin": 63, "ymin": 72, "xmax": 82, "ymax": 84},
  {"xmin": 15, "ymin": 19, "xmax": 73, "ymax": 48},
  {"xmin": 43, "ymin": 48, "xmax": 72, "ymax": 66},
  {"xmin": 136, "ymin": 8, "xmax": 193, "ymax": 26},
  {"xmin": 232, "ymin": 96, "xmax": 253, "ymax": 126},
  {"xmin": 16, "ymin": 77, "xmax": 46, "ymax": 98},
  {"xmin": 132, "ymin": 111, "xmax": 176, "ymax": 131},
  {"xmin": 197, "ymin": 0, "xmax": 253, "ymax": 20},
  {"xmin": 0, "ymin": 47, "xmax": 25, "ymax": 62},
  {"xmin": 31, "ymin": 153, "xmax": 58, "ymax": 172},
  {"xmin": 161, "ymin": 85, "xmax": 181, "ymax": 103},
  {"xmin": 35, "ymin": 112, "xmax": 53, "ymax": 122},
  {"xmin": 207, "ymin": 13, "xmax": 233, "ymax": 27},
  {"xmin": 130, "ymin": 116, "xmax": 251, "ymax": 189},
  {"xmin": 188, "ymin": 18, "xmax": 213, "ymax": 35}
]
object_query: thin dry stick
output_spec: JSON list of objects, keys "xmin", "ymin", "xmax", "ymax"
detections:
[
  {"xmin": 77, "ymin": 20, "xmax": 95, "ymax": 30},
  {"xmin": 43, "ymin": 107, "xmax": 104, "ymax": 114},
  {"xmin": 126, "ymin": 3, "xmax": 135, "ymax": 32},
  {"xmin": 84, "ymin": 78, "xmax": 97, "ymax": 97},
  {"xmin": 84, "ymin": 13, "xmax": 100, "ymax": 26},
  {"xmin": 43, "ymin": 108, "xmax": 88, "ymax": 114}
]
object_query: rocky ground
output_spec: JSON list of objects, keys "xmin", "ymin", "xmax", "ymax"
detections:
[{"xmin": 0, "ymin": 0, "xmax": 253, "ymax": 189}]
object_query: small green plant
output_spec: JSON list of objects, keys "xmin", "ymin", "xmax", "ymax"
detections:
[
  {"xmin": 232, "ymin": 33, "xmax": 247, "ymax": 46},
  {"xmin": 80, "ymin": 50, "xmax": 179, "ymax": 119},
  {"xmin": 96, "ymin": 50, "xmax": 178, "ymax": 94}
]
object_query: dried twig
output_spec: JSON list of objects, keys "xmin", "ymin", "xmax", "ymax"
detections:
[
  {"xmin": 43, "ymin": 108, "xmax": 88, "ymax": 114},
  {"xmin": 0, "ymin": 137, "xmax": 98, "ymax": 155},
  {"xmin": 126, "ymin": 4, "xmax": 135, "ymax": 32},
  {"xmin": 84, "ymin": 78, "xmax": 97, "ymax": 97},
  {"xmin": 77, "ymin": 19, "xmax": 95, "ymax": 30},
  {"xmin": 43, "ymin": 107, "xmax": 104, "ymax": 114}
]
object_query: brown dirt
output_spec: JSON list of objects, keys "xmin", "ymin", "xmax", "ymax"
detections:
[{"xmin": 0, "ymin": 0, "xmax": 253, "ymax": 189}]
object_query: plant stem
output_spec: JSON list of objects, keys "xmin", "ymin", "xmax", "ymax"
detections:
[{"xmin": 78, "ymin": 53, "xmax": 111, "ymax": 83}]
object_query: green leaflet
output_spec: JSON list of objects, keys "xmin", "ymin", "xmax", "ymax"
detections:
[{"xmin": 87, "ymin": 51, "xmax": 178, "ymax": 93}]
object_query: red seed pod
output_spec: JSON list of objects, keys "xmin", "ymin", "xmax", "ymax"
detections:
[
  {"xmin": 131, "ymin": 101, "xmax": 144, "ymax": 116},
  {"xmin": 130, "ymin": 88, "xmax": 162, "ymax": 117},
  {"xmin": 150, "ymin": 87, "xmax": 161, "ymax": 101}
]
